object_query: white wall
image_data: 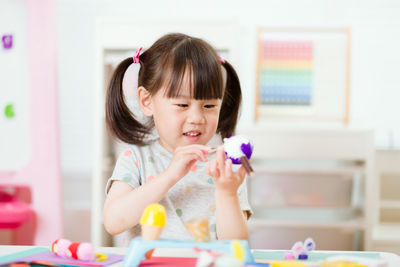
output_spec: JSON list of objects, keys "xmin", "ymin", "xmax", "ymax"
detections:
[
  {"xmin": 1, "ymin": 0, "xmax": 398, "ymax": 244},
  {"xmin": 55, "ymin": 2, "xmax": 400, "ymax": 241},
  {"xmin": 56, "ymin": 0, "xmax": 400, "ymax": 178}
]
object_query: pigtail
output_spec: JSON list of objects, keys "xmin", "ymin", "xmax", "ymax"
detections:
[
  {"xmin": 217, "ymin": 60, "xmax": 242, "ymax": 139},
  {"xmin": 105, "ymin": 57, "xmax": 152, "ymax": 145}
]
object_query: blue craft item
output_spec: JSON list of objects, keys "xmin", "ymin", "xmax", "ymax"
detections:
[
  {"xmin": 298, "ymin": 252, "xmax": 308, "ymax": 260},
  {"xmin": 123, "ymin": 237, "xmax": 255, "ymax": 267}
]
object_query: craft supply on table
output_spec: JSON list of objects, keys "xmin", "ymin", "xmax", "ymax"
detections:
[
  {"xmin": 207, "ymin": 135, "xmax": 254, "ymax": 176},
  {"xmin": 140, "ymin": 203, "xmax": 167, "ymax": 241},
  {"xmin": 185, "ymin": 216, "xmax": 210, "ymax": 242},
  {"xmin": 0, "ymin": 247, "xmax": 123, "ymax": 267}
]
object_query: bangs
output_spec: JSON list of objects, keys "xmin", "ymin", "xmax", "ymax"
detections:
[{"xmin": 162, "ymin": 40, "xmax": 224, "ymax": 100}]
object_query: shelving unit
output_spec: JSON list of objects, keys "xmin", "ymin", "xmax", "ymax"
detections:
[
  {"xmin": 372, "ymin": 149, "xmax": 400, "ymax": 254},
  {"xmin": 238, "ymin": 125, "xmax": 374, "ymax": 251}
]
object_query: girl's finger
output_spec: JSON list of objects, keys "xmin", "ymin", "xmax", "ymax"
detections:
[
  {"xmin": 184, "ymin": 151, "xmax": 205, "ymax": 165},
  {"xmin": 188, "ymin": 144, "xmax": 212, "ymax": 151},
  {"xmin": 176, "ymin": 144, "xmax": 211, "ymax": 151},
  {"xmin": 210, "ymin": 159, "xmax": 219, "ymax": 177},
  {"xmin": 179, "ymin": 149, "xmax": 206, "ymax": 162},
  {"xmin": 225, "ymin": 158, "xmax": 233, "ymax": 178},
  {"xmin": 216, "ymin": 146, "xmax": 225, "ymax": 177},
  {"xmin": 185, "ymin": 155, "xmax": 198, "ymax": 168},
  {"xmin": 206, "ymin": 161, "xmax": 215, "ymax": 177},
  {"xmin": 238, "ymin": 165, "xmax": 246, "ymax": 183},
  {"xmin": 181, "ymin": 146, "xmax": 208, "ymax": 162}
]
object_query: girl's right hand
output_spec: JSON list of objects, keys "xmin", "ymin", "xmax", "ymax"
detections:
[{"xmin": 165, "ymin": 144, "xmax": 210, "ymax": 184}]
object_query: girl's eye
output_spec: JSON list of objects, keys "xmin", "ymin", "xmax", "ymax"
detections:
[
  {"xmin": 176, "ymin": 104, "xmax": 188, "ymax": 108},
  {"xmin": 204, "ymin": 105, "xmax": 216, "ymax": 109}
]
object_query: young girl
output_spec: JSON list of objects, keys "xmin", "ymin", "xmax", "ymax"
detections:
[{"xmin": 103, "ymin": 33, "xmax": 252, "ymax": 242}]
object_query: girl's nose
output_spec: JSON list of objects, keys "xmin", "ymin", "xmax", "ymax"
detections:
[{"xmin": 187, "ymin": 107, "xmax": 205, "ymax": 124}]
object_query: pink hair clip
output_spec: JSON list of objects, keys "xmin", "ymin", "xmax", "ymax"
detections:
[
  {"xmin": 133, "ymin": 46, "xmax": 143, "ymax": 63},
  {"xmin": 218, "ymin": 55, "xmax": 225, "ymax": 64}
]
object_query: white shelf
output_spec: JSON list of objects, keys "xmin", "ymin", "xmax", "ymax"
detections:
[
  {"xmin": 249, "ymin": 217, "xmax": 366, "ymax": 230},
  {"xmin": 373, "ymin": 223, "xmax": 400, "ymax": 243},
  {"xmin": 250, "ymin": 206, "xmax": 363, "ymax": 225},
  {"xmin": 379, "ymin": 200, "xmax": 400, "ymax": 209},
  {"xmin": 252, "ymin": 161, "xmax": 364, "ymax": 177}
]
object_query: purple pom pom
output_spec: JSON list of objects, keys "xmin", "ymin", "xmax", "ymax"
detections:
[{"xmin": 223, "ymin": 135, "xmax": 253, "ymax": 165}]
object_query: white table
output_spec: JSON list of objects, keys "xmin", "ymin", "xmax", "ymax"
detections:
[{"xmin": 0, "ymin": 246, "xmax": 399, "ymax": 267}]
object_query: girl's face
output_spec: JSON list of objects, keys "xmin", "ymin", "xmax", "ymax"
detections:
[
  {"xmin": 152, "ymin": 88, "xmax": 221, "ymax": 152},
  {"xmin": 139, "ymin": 80, "xmax": 222, "ymax": 153}
]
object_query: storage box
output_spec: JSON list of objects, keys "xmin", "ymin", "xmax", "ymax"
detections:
[{"xmin": 249, "ymin": 173, "xmax": 353, "ymax": 207}]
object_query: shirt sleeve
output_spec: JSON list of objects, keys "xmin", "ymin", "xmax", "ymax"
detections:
[
  {"xmin": 105, "ymin": 147, "xmax": 141, "ymax": 194},
  {"xmin": 237, "ymin": 176, "xmax": 253, "ymax": 219}
]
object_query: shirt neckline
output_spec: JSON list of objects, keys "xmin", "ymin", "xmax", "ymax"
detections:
[{"xmin": 153, "ymin": 139, "xmax": 173, "ymax": 158}]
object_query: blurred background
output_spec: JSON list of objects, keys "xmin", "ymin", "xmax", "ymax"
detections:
[{"xmin": 1, "ymin": 0, "xmax": 400, "ymax": 254}]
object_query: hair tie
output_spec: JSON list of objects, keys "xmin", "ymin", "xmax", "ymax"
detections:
[
  {"xmin": 218, "ymin": 55, "xmax": 225, "ymax": 64},
  {"xmin": 123, "ymin": 46, "xmax": 159, "ymax": 142},
  {"xmin": 133, "ymin": 47, "xmax": 143, "ymax": 63}
]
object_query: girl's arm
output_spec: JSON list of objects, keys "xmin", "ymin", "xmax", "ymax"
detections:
[
  {"xmin": 207, "ymin": 147, "xmax": 249, "ymax": 240},
  {"xmin": 215, "ymin": 189, "xmax": 249, "ymax": 240},
  {"xmin": 103, "ymin": 172, "xmax": 175, "ymax": 235},
  {"xmin": 103, "ymin": 144, "xmax": 209, "ymax": 235}
]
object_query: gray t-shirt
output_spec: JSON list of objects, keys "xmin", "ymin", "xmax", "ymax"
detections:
[{"xmin": 106, "ymin": 139, "xmax": 252, "ymax": 241}]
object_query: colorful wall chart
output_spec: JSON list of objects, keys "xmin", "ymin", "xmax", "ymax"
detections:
[
  {"xmin": 255, "ymin": 28, "xmax": 350, "ymax": 122},
  {"xmin": 258, "ymin": 40, "xmax": 314, "ymax": 106}
]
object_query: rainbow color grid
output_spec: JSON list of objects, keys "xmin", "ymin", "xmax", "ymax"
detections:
[{"xmin": 259, "ymin": 41, "xmax": 313, "ymax": 106}]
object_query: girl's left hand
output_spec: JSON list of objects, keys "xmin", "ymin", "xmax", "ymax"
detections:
[{"xmin": 206, "ymin": 146, "xmax": 246, "ymax": 196}]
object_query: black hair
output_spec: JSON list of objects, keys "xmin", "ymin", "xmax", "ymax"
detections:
[{"xmin": 106, "ymin": 33, "xmax": 242, "ymax": 145}]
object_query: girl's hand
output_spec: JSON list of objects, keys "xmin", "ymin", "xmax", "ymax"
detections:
[
  {"xmin": 206, "ymin": 146, "xmax": 246, "ymax": 196},
  {"xmin": 165, "ymin": 144, "xmax": 210, "ymax": 184}
]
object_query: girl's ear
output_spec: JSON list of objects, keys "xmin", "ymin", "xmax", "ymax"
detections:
[{"xmin": 137, "ymin": 86, "xmax": 153, "ymax": 116}]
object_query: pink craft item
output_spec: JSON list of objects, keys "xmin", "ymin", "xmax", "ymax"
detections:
[
  {"xmin": 75, "ymin": 242, "xmax": 96, "ymax": 261},
  {"xmin": 51, "ymin": 238, "xmax": 72, "ymax": 258},
  {"xmin": 0, "ymin": 191, "xmax": 32, "ymax": 229}
]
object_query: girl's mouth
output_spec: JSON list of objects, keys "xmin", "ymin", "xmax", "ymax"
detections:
[
  {"xmin": 183, "ymin": 131, "xmax": 201, "ymax": 137},
  {"xmin": 183, "ymin": 131, "xmax": 202, "ymax": 141}
]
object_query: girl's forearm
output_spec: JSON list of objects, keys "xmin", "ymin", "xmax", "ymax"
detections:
[
  {"xmin": 215, "ymin": 191, "xmax": 249, "ymax": 240},
  {"xmin": 103, "ymin": 172, "xmax": 175, "ymax": 235}
]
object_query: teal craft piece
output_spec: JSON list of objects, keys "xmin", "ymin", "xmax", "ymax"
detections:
[
  {"xmin": 0, "ymin": 247, "xmax": 48, "ymax": 263},
  {"xmin": 123, "ymin": 237, "xmax": 254, "ymax": 267}
]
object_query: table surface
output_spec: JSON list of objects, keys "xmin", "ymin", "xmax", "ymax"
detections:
[{"xmin": 0, "ymin": 246, "xmax": 399, "ymax": 267}]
